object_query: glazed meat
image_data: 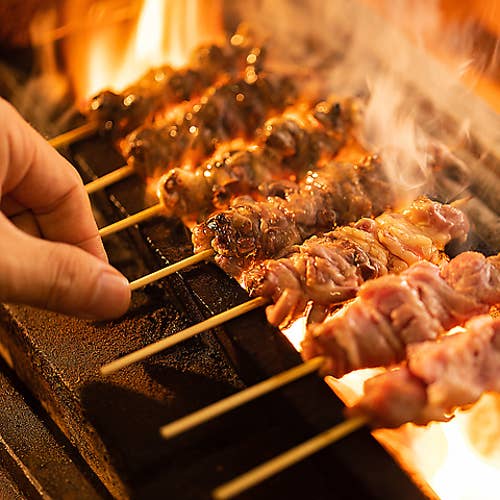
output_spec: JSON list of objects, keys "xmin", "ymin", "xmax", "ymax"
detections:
[
  {"xmin": 302, "ymin": 252, "xmax": 500, "ymax": 377},
  {"xmin": 348, "ymin": 315, "xmax": 500, "ymax": 428},
  {"xmin": 245, "ymin": 198, "xmax": 469, "ymax": 327},
  {"xmin": 124, "ymin": 73, "xmax": 297, "ymax": 179},
  {"xmin": 86, "ymin": 34, "xmax": 264, "ymax": 136},
  {"xmin": 158, "ymin": 99, "xmax": 357, "ymax": 219},
  {"xmin": 192, "ymin": 156, "xmax": 393, "ymax": 279}
]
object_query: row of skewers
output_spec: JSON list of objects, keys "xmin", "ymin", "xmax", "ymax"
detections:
[{"xmin": 48, "ymin": 32, "xmax": 499, "ymax": 499}]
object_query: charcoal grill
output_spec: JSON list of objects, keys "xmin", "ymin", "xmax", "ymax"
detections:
[
  {"xmin": 0, "ymin": 1, "xmax": 499, "ymax": 498},
  {"xmin": 0, "ymin": 130, "xmax": 429, "ymax": 498}
]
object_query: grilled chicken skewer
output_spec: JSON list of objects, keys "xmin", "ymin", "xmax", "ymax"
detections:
[
  {"xmin": 349, "ymin": 314, "xmax": 500, "ymax": 428},
  {"xmin": 158, "ymin": 99, "xmax": 357, "ymax": 219},
  {"xmin": 86, "ymin": 72, "xmax": 296, "ymax": 194},
  {"xmin": 213, "ymin": 316, "xmax": 500, "ymax": 499},
  {"xmin": 192, "ymin": 156, "xmax": 393, "ymax": 279},
  {"xmin": 303, "ymin": 251, "xmax": 500, "ymax": 378},
  {"xmin": 101, "ymin": 198, "xmax": 469, "ymax": 376},
  {"xmin": 98, "ymin": 99, "xmax": 357, "ymax": 232},
  {"xmin": 123, "ymin": 73, "xmax": 297, "ymax": 180},
  {"xmin": 49, "ymin": 31, "xmax": 264, "ymax": 149},
  {"xmin": 87, "ymin": 36, "xmax": 264, "ymax": 137},
  {"xmin": 245, "ymin": 197, "xmax": 469, "ymax": 327}
]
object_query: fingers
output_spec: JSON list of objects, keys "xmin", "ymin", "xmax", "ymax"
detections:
[
  {"xmin": 0, "ymin": 98, "xmax": 107, "ymax": 262},
  {"xmin": 0, "ymin": 99, "xmax": 128, "ymax": 319},
  {"xmin": 0, "ymin": 216, "xmax": 130, "ymax": 320}
]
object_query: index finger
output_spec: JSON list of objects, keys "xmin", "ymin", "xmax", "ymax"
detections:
[{"xmin": 0, "ymin": 99, "xmax": 107, "ymax": 262}]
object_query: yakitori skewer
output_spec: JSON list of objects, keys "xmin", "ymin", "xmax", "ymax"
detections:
[
  {"xmin": 96, "ymin": 98, "xmax": 357, "ymax": 232},
  {"xmin": 212, "ymin": 415, "xmax": 369, "ymax": 500},
  {"xmin": 49, "ymin": 31, "xmax": 264, "ymax": 150},
  {"xmin": 112, "ymin": 195, "xmax": 467, "ymax": 303},
  {"xmin": 214, "ymin": 314, "xmax": 500, "ymax": 499},
  {"xmin": 302, "ymin": 250, "xmax": 500, "ymax": 377},
  {"xmin": 86, "ymin": 30, "xmax": 264, "ymax": 137},
  {"xmin": 97, "ymin": 155, "xmax": 388, "ymax": 257},
  {"xmin": 244, "ymin": 196, "xmax": 468, "ymax": 327},
  {"xmin": 190, "ymin": 156, "xmax": 393, "ymax": 280},
  {"xmin": 100, "ymin": 199, "xmax": 469, "ymax": 376},
  {"xmin": 348, "ymin": 314, "xmax": 500, "ymax": 428},
  {"xmin": 157, "ymin": 249, "xmax": 496, "ymax": 441},
  {"xmin": 155, "ymin": 98, "xmax": 355, "ymax": 219},
  {"xmin": 83, "ymin": 71, "xmax": 299, "ymax": 195},
  {"xmin": 125, "ymin": 73, "xmax": 296, "ymax": 175}
]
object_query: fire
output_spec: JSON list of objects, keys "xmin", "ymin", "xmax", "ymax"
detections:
[
  {"xmin": 282, "ymin": 317, "xmax": 307, "ymax": 351},
  {"xmin": 64, "ymin": 0, "xmax": 223, "ymax": 102},
  {"xmin": 423, "ymin": 395, "xmax": 500, "ymax": 500},
  {"xmin": 281, "ymin": 318, "xmax": 500, "ymax": 499}
]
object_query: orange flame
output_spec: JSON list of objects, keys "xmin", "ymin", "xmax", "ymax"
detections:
[{"xmin": 63, "ymin": 0, "xmax": 223, "ymax": 103}]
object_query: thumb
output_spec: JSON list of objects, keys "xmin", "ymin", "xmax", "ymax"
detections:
[{"xmin": 0, "ymin": 220, "xmax": 130, "ymax": 319}]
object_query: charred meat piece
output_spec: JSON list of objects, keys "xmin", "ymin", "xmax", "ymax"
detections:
[
  {"xmin": 125, "ymin": 73, "xmax": 297, "ymax": 179},
  {"xmin": 245, "ymin": 198, "xmax": 469, "ymax": 327},
  {"xmin": 158, "ymin": 99, "xmax": 357, "ymax": 219},
  {"xmin": 302, "ymin": 252, "xmax": 500, "ymax": 378},
  {"xmin": 192, "ymin": 156, "xmax": 393, "ymax": 279},
  {"xmin": 348, "ymin": 315, "xmax": 500, "ymax": 428},
  {"xmin": 86, "ymin": 35, "xmax": 265, "ymax": 136}
]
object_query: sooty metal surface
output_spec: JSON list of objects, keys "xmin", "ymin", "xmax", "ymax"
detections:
[
  {"xmin": 0, "ymin": 357, "xmax": 109, "ymax": 499},
  {"xmin": 0, "ymin": 134, "xmax": 426, "ymax": 499}
]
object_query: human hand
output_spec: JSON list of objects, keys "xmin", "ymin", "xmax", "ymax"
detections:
[{"xmin": 0, "ymin": 98, "xmax": 130, "ymax": 319}]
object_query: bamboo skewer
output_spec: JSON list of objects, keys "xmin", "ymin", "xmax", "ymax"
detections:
[
  {"xmin": 85, "ymin": 165, "xmax": 135, "ymax": 194},
  {"xmin": 98, "ymin": 203, "xmax": 164, "ymax": 238},
  {"xmin": 129, "ymin": 249, "xmax": 214, "ymax": 291},
  {"xmin": 212, "ymin": 415, "xmax": 369, "ymax": 500},
  {"xmin": 160, "ymin": 356, "xmax": 325, "ymax": 439},
  {"xmin": 100, "ymin": 296, "xmax": 268, "ymax": 376},
  {"xmin": 48, "ymin": 122, "xmax": 99, "ymax": 149}
]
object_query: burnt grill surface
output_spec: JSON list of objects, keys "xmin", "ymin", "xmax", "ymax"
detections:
[{"xmin": 0, "ymin": 134, "xmax": 426, "ymax": 499}]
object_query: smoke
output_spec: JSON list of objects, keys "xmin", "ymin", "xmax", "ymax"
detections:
[
  {"xmin": 233, "ymin": 0, "xmax": 499, "ymax": 212},
  {"xmin": 361, "ymin": 75, "xmax": 431, "ymax": 205}
]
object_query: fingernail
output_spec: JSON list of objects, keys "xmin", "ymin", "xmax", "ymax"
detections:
[{"xmin": 86, "ymin": 269, "xmax": 131, "ymax": 320}]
